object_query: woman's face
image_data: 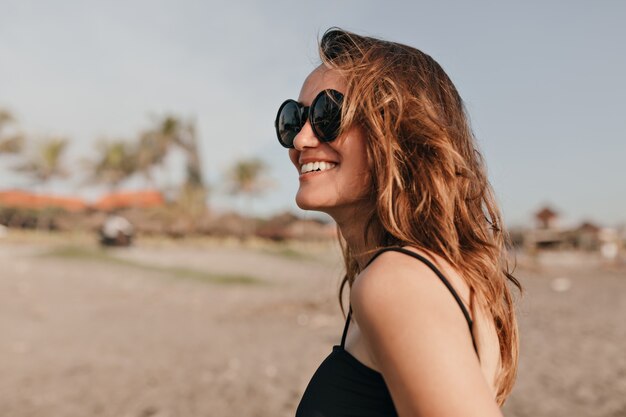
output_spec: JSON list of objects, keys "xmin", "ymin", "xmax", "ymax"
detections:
[{"xmin": 288, "ymin": 66, "xmax": 371, "ymax": 218}]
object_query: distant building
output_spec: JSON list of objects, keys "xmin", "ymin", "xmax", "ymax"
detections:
[
  {"xmin": 535, "ymin": 206, "xmax": 559, "ymax": 229},
  {"xmin": 523, "ymin": 206, "xmax": 624, "ymax": 262},
  {"xmin": 525, "ymin": 205, "xmax": 567, "ymax": 249},
  {"xmin": 574, "ymin": 221, "xmax": 601, "ymax": 251}
]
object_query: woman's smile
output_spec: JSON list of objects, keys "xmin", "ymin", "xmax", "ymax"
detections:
[{"xmin": 299, "ymin": 160, "xmax": 338, "ymax": 179}]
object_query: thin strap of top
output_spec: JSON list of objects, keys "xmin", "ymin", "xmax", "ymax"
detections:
[{"xmin": 339, "ymin": 246, "xmax": 478, "ymax": 355}]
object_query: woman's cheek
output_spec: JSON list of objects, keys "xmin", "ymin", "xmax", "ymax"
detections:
[{"xmin": 288, "ymin": 149, "xmax": 300, "ymax": 172}]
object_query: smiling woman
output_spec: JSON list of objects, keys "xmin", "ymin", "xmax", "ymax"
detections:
[{"xmin": 275, "ymin": 28, "xmax": 521, "ymax": 417}]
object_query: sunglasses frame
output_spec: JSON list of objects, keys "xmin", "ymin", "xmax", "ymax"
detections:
[{"xmin": 275, "ymin": 89, "xmax": 344, "ymax": 148}]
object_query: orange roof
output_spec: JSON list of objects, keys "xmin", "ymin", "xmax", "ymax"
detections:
[
  {"xmin": 92, "ymin": 190, "xmax": 165, "ymax": 211},
  {"xmin": 0, "ymin": 189, "xmax": 88, "ymax": 212},
  {"xmin": 0, "ymin": 189, "xmax": 166, "ymax": 212}
]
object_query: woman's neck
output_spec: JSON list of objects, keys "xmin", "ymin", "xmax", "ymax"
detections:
[{"xmin": 332, "ymin": 206, "xmax": 383, "ymax": 270}]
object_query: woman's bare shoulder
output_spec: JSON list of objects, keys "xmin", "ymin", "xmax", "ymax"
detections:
[
  {"xmin": 351, "ymin": 246, "xmax": 472, "ymax": 320},
  {"xmin": 350, "ymin": 247, "xmax": 473, "ymax": 344},
  {"xmin": 349, "ymin": 247, "xmax": 502, "ymax": 416}
]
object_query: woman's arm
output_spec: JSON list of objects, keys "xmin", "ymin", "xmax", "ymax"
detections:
[{"xmin": 351, "ymin": 250, "xmax": 502, "ymax": 417}]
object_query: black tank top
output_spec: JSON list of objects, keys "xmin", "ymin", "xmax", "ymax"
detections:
[{"xmin": 295, "ymin": 247, "xmax": 478, "ymax": 417}]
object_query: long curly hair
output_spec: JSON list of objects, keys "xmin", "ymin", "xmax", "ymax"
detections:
[{"xmin": 320, "ymin": 28, "xmax": 522, "ymax": 405}]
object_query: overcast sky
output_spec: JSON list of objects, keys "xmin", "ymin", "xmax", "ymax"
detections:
[{"xmin": 1, "ymin": 0, "xmax": 625, "ymax": 227}]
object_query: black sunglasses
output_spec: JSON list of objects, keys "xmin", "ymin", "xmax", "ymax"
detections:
[{"xmin": 275, "ymin": 89, "xmax": 344, "ymax": 148}]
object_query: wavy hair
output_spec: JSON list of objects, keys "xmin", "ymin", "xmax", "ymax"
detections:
[{"xmin": 320, "ymin": 28, "xmax": 522, "ymax": 405}]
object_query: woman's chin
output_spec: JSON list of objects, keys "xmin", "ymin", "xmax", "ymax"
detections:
[
  {"xmin": 295, "ymin": 191, "xmax": 333, "ymax": 213},
  {"xmin": 295, "ymin": 199, "xmax": 325, "ymax": 213}
]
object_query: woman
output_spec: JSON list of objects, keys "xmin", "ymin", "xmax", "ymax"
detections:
[{"xmin": 275, "ymin": 28, "xmax": 521, "ymax": 416}]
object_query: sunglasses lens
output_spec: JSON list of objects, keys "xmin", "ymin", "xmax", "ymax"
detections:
[
  {"xmin": 276, "ymin": 100, "xmax": 302, "ymax": 148},
  {"xmin": 311, "ymin": 90, "xmax": 343, "ymax": 142}
]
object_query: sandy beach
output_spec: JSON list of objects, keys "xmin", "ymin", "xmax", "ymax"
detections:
[{"xmin": 0, "ymin": 233, "xmax": 624, "ymax": 417}]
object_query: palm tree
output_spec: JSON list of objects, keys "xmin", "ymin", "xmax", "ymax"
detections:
[
  {"xmin": 0, "ymin": 109, "xmax": 24, "ymax": 156},
  {"xmin": 14, "ymin": 137, "xmax": 69, "ymax": 186},
  {"xmin": 227, "ymin": 157, "xmax": 272, "ymax": 238},
  {"xmin": 84, "ymin": 139, "xmax": 138, "ymax": 191},
  {"xmin": 131, "ymin": 115, "xmax": 209, "ymax": 235},
  {"xmin": 228, "ymin": 158, "xmax": 270, "ymax": 198},
  {"xmin": 140, "ymin": 116, "xmax": 205, "ymax": 184},
  {"xmin": 136, "ymin": 122, "xmax": 172, "ymax": 186},
  {"xmin": 13, "ymin": 137, "xmax": 70, "ymax": 230},
  {"xmin": 139, "ymin": 114, "xmax": 207, "ymax": 210}
]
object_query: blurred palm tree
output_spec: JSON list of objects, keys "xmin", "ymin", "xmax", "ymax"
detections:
[
  {"xmin": 228, "ymin": 158, "xmax": 271, "ymax": 198},
  {"xmin": 132, "ymin": 115, "xmax": 209, "ymax": 235},
  {"xmin": 227, "ymin": 158, "xmax": 272, "ymax": 238},
  {"xmin": 136, "ymin": 124, "xmax": 171, "ymax": 186},
  {"xmin": 139, "ymin": 115, "xmax": 207, "ymax": 208},
  {"xmin": 85, "ymin": 139, "xmax": 138, "ymax": 191},
  {"xmin": 0, "ymin": 109, "xmax": 24, "ymax": 155},
  {"xmin": 15, "ymin": 137, "xmax": 69, "ymax": 186},
  {"xmin": 13, "ymin": 137, "xmax": 70, "ymax": 230}
]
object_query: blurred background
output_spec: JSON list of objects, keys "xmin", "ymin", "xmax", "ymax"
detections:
[{"xmin": 1, "ymin": 1, "xmax": 624, "ymax": 416}]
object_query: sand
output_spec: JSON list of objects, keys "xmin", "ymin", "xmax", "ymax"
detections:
[{"xmin": 0, "ymin": 234, "xmax": 624, "ymax": 416}]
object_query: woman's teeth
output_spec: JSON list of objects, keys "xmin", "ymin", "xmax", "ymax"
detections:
[{"xmin": 300, "ymin": 161, "xmax": 337, "ymax": 174}]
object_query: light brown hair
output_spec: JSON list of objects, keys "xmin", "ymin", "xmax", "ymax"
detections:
[{"xmin": 320, "ymin": 28, "xmax": 522, "ymax": 405}]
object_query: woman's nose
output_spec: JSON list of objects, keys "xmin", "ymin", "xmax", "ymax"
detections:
[{"xmin": 292, "ymin": 121, "xmax": 322, "ymax": 151}]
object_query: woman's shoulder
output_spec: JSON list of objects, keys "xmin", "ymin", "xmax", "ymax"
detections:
[
  {"xmin": 351, "ymin": 246, "xmax": 472, "ymax": 318},
  {"xmin": 348, "ymin": 246, "xmax": 502, "ymax": 414},
  {"xmin": 350, "ymin": 245, "xmax": 500, "ymax": 397},
  {"xmin": 350, "ymin": 245, "xmax": 475, "ymax": 352}
]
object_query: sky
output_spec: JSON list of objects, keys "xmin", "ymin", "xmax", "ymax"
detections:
[{"xmin": 0, "ymin": 0, "xmax": 625, "ymax": 227}]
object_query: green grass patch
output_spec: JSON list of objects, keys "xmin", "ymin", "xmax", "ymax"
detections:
[
  {"xmin": 42, "ymin": 245, "xmax": 262, "ymax": 285},
  {"xmin": 261, "ymin": 246, "xmax": 313, "ymax": 260},
  {"xmin": 257, "ymin": 242, "xmax": 341, "ymax": 267}
]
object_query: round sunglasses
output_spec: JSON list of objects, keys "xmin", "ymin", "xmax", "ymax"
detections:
[{"xmin": 274, "ymin": 89, "xmax": 344, "ymax": 148}]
